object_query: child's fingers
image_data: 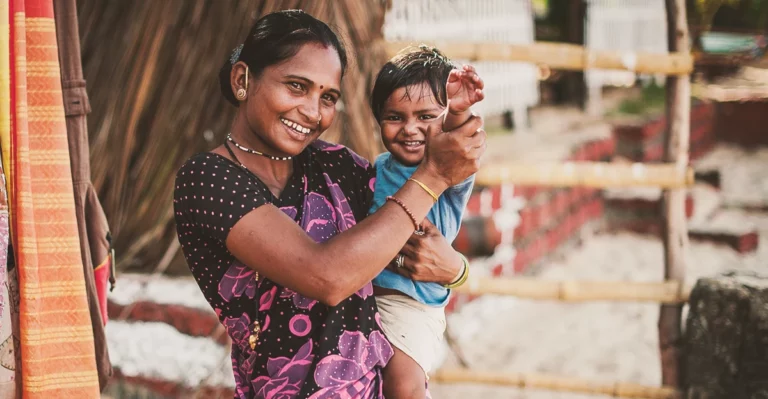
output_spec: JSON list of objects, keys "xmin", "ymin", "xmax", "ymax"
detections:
[
  {"xmin": 473, "ymin": 74, "xmax": 484, "ymax": 90},
  {"xmin": 475, "ymin": 89, "xmax": 485, "ymax": 101},
  {"xmin": 463, "ymin": 64, "xmax": 476, "ymax": 74},
  {"xmin": 463, "ymin": 69, "xmax": 480, "ymax": 82},
  {"xmin": 461, "ymin": 72, "xmax": 484, "ymax": 92},
  {"xmin": 447, "ymin": 69, "xmax": 462, "ymax": 82}
]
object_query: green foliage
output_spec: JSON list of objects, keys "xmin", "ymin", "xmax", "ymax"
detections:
[{"xmin": 611, "ymin": 84, "xmax": 668, "ymax": 117}]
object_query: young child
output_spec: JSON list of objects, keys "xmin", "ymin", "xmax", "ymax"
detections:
[{"xmin": 368, "ymin": 46, "xmax": 484, "ymax": 398}]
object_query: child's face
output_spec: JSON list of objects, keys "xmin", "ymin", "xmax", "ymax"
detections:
[{"xmin": 379, "ymin": 83, "xmax": 444, "ymax": 166}]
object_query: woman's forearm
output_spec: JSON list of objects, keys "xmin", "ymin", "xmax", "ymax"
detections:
[
  {"xmin": 316, "ymin": 171, "xmax": 449, "ymax": 301},
  {"xmin": 228, "ymin": 168, "xmax": 448, "ymax": 306}
]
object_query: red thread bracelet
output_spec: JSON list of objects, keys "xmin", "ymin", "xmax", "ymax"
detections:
[{"xmin": 386, "ymin": 196, "xmax": 422, "ymax": 231}]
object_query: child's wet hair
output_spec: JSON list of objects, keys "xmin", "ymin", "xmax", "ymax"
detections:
[{"xmin": 370, "ymin": 45, "xmax": 457, "ymax": 121}]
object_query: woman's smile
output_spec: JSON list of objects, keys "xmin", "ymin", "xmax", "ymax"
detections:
[{"xmin": 280, "ymin": 117, "xmax": 315, "ymax": 142}]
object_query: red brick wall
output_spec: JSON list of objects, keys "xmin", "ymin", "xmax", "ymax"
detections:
[
  {"xmin": 613, "ymin": 102, "xmax": 716, "ymax": 162},
  {"xmin": 604, "ymin": 193, "xmax": 695, "ymax": 235}
]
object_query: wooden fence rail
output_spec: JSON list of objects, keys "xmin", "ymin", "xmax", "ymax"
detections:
[
  {"xmin": 383, "ymin": 40, "xmax": 693, "ymax": 75},
  {"xmin": 455, "ymin": 278, "xmax": 691, "ymax": 304},
  {"xmin": 476, "ymin": 162, "xmax": 694, "ymax": 188},
  {"xmin": 431, "ymin": 369, "xmax": 682, "ymax": 399}
]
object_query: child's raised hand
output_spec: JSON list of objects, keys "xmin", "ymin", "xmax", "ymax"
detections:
[{"xmin": 446, "ymin": 65, "xmax": 485, "ymax": 114}]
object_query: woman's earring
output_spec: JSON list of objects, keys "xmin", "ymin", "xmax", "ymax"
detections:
[
  {"xmin": 236, "ymin": 88, "xmax": 247, "ymax": 101},
  {"xmin": 236, "ymin": 66, "xmax": 249, "ymax": 101}
]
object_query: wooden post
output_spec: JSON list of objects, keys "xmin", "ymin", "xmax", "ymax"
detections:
[
  {"xmin": 566, "ymin": 0, "xmax": 587, "ymax": 109},
  {"xmin": 659, "ymin": 0, "xmax": 691, "ymax": 388}
]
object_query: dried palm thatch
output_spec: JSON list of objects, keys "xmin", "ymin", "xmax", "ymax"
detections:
[{"xmin": 77, "ymin": 0, "xmax": 389, "ymax": 273}]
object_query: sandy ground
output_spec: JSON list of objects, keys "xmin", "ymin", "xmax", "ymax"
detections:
[{"xmin": 430, "ymin": 228, "xmax": 768, "ymax": 399}]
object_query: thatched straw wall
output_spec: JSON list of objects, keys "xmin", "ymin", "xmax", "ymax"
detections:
[{"xmin": 77, "ymin": 1, "xmax": 389, "ymax": 273}]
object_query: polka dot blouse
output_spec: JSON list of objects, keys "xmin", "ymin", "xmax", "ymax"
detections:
[{"xmin": 173, "ymin": 140, "xmax": 392, "ymax": 399}]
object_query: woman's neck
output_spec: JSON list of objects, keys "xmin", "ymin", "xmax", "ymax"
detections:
[{"xmin": 229, "ymin": 123, "xmax": 293, "ymax": 196}]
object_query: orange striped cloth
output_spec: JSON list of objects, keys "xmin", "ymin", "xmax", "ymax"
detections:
[
  {"xmin": 0, "ymin": 2, "xmax": 17, "ymax": 398},
  {"xmin": 6, "ymin": 0, "xmax": 100, "ymax": 397}
]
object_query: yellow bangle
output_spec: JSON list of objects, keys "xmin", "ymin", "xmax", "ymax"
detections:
[
  {"xmin": 445, "ymin": 254, "xmax": 469, "ymax": 289},
  {"xmin": 408, "ymin": 178, "xmax": 439, "ymax": 203}
]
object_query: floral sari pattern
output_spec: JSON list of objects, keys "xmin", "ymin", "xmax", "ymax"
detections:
[{"xmin": 175, "ymin": 141, "xmax": 392, "ymax": 398}]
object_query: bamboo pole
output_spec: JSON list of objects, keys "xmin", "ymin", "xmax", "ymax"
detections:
[
  {"xmin": 454, "ymin": 278, "xmax": 691, "ymax": 304},
  {"xmin": 431, "ymin": 369, "xmax": 682, "ymax": 399},
  {"xmin": 475, "ymin": 162, "xmax": 694, "ymax": 188},
  {"xmin": 692, "ymin": 80, "xmax": 768, "ymax": 102},
  {"xmin": 383, "ymin": 40, "xmax": 693, "ymax": 75},
  {"xmin": 659, "ymin": 0, "xmax": 691, "ymax": 388}
]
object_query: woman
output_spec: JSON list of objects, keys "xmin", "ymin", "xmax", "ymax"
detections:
[{"xmin": 173, "ymin": 10, "xmax": 485, "ymax": 399}]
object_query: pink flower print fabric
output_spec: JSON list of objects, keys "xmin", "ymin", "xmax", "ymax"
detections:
[
  {"xmin": 310, "ymin": 331, "xmax": 393, "ymax": 399},
  {"xmin": 252, "ymin": 340, "xmax": 315, "ymax": 399},
  {"xmin": 174, "ymin": 141, "xmax": 391, "ymax": 398}
]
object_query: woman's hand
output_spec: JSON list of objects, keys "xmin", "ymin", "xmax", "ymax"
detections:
[
  {"xmin": 388, "ymin": 219, "xmax": 463, "ymax": 285},
  {"xmin": 414, "ymin": 115, "xmax": 486, "ymax": 191}
]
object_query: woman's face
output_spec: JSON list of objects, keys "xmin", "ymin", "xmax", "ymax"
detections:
[{"xmin": 241, "ymin": 43, "xmax": 342, "ymax": 157}]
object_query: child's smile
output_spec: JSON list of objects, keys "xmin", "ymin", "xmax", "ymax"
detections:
[{"xmin": 378, "ymin": 83, "xmax": 444, "ymax": 166}]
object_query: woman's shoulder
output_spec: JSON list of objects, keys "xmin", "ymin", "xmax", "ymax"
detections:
[
  {"xmin": 176, "ymin": 152, "xmax": 238, "ymax": 179},
  {"xmin": 179, "ymin": 151, "xmax": 231, "ymax": 168},
  {"xmin": 308, "ymin": 140, "xmax": 372, "ymax": 171}
]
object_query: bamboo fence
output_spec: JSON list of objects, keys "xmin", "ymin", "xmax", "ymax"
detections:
[
  {"xmin": 476, "ymin": 161, "xmax": 694, "ymax": 188},
  {"xmin": 429, "ymin": 0, "xmax": 694, "ymax": 394}
]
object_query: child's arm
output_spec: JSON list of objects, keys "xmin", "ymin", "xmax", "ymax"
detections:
[{"xmin": 443, "ymin": 65, "xmax": 485, "ymax": 132}]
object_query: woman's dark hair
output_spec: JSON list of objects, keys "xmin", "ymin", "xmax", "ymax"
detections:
[
  {"xmin": 219, "ymin": 9, "xmax": 348, "ymax": 106},
  {"xmin": 370, "ymin": 45, "xmax": 457, "ymax": 121}
]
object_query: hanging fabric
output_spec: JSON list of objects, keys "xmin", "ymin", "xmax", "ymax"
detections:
[
  {"xmin": 6, "ymin": 0, "xmax": 100, "ymax": 397},
  {"xmin": 52, "ymin": 0, "xmax": 112, "ymax": 390}
]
